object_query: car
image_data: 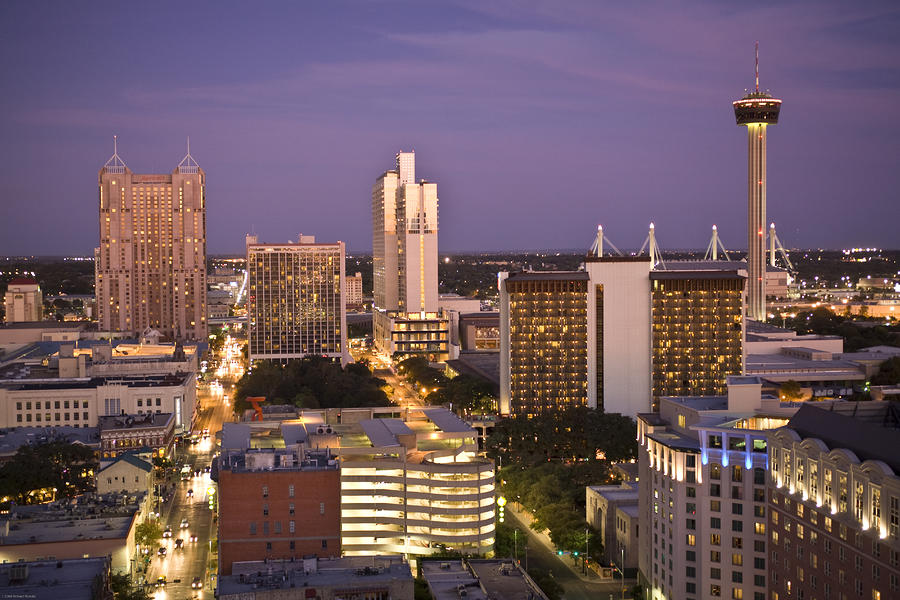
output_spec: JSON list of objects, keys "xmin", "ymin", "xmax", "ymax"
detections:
[
  {"xmin": 189, "ymin": 534, "xmax": 198, "ymax": 542},
  {"xmin": 155, "ymin": 576, "xmax": 167, "ymax": 588},
  {"xmin": 180, "ymin": 518, "xmax": 189, "ymax": 529},
  {"xmin": 187, "ymin": 489, "xmax": 194, "ymax": 498},
  {"xmin": 175, "ymin": 538, "xmax": 184, "ymax": 549},
  {"xmin": 203, "ymin": 465, "xmax": 211, "ymax": 474},
  {"xmin": 191, "ymin": 577, "xmax": 202, "ymax": 589},
  {"xmin": 162, "ymin": 526, "xmax": 172, "ymax": 538},
  {"xmin": 157, "ymin": 547, "xmax": 167, "ymax": 557}
]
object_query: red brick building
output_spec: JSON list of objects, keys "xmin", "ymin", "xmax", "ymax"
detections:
[{"xmin": 217, "ymin": 449, "xmax": 341, "ymax": 575}]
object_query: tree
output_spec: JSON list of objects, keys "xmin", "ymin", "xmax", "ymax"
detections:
[
  {"xmin": 0, "ymin": 439, "xmax": 97, "ymax": 504},
  {"xmin": 779, "ymin": 380, "xmax": 803, "ymax": 401},
  {"xmin": 872, "ymin": 357, "xmax": 900, "ymax": 386},
  {"xmin": 134, "ymin": 520, "xmax": 163, "ymax": 550},
  {"xmin": 110, "ymin": 572, "xmax": 151, "ymax": 600}
]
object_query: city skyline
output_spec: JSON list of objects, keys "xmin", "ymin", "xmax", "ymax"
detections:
[{"xmin": 1, "ymin": 1, "xmax": 899, "ymax": 256}]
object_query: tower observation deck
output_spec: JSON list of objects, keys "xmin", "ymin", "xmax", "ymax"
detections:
[{"xmin": 733, "ymin": 44, "xmax": 781, "ymax": 322}]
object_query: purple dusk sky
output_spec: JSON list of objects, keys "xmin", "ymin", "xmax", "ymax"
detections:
[{"xmin": 1, "ymin": 1, "xmax": 898, "ymax": 255}]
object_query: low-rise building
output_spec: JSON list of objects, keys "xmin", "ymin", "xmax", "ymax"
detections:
[
  {"xmin": 218, "ymin": 556, "xmax": 413, "ymax": 600},
  {"xmin": 0, "ymin": 557, "xmax": 111, "ymax": 600},
  {"xmin": 0, "ymin": 492, "xmax": 148, "ymax": 574},
  {"xmin": 96, "ymin": 453, "xmax": 153, "ymax": 495},
  {"xmin": 0, "ymin": 372, "xmax": 196, "ymax": 432},
  {"xmin": 217, "ymin": 408, "xmax": 495, "ymax": 561},
  {"xmin": 586, "ymin": 482, "xmax": 639, "ymax": 570},
  {"xmin": 373, "ymin": 309, "xmax": 450, "ymax": 362},
  {"xmin": 98, "ymin": 412, "xmax": 175, "ymax": 459},
  {"xmin": 0, "ymin": 426, "xmax": 100, "ymax": 463},
  {"xmin": 422, "ymin": 558, "xmax": 550, "ymax": 600}
]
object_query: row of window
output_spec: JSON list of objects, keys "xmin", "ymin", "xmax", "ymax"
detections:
[{"xmin": 16, "ymin": 400, "xmax": 88, "ymax": 410}]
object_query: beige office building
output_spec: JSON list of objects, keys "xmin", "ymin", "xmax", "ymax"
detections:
[
  {"xmin": 4, "ymin": 278, "xmax": 42, "ymax": 323},
  {"xmin": 95, "ymin": 142, "xmax": 207, "ymax": 341},
  {"xmin": 246, "ymin": 234, "xmax": 347, "ymax": 362},
  {"xmin": 372, "ymin": 152, "xmax": 447, "ymax": 360}
]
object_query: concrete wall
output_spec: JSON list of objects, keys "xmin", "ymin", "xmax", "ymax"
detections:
[{"xmin": 585, "ymin": 259, "xmax": 652, "ymax": 417}]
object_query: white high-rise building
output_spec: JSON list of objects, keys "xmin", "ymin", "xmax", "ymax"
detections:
[{"xmin": 372, "ymin": 152, "xmax": 448, "ymax": 360}]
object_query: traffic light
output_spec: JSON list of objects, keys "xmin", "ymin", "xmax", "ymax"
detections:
[
  {"xmin": 573, "ymin": 551, "xmax": 579, "ymax": 556},
  {"xmin": 557, "ymin": 550, "xmax": 563, "ymax": 556}
]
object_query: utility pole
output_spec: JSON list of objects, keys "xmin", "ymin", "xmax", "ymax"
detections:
[
  {"xmin": 514, "ymin": 529, "xmax": 518, "ymax": 564},
  {"xmin": 621, "ymin": 547, "xmax": 626, "ymax": 600},
  {"xmin": 584, "ymin": 527, "xmax": 589, "ymax": 574}
]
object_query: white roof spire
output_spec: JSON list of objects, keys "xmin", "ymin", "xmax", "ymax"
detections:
[
  {"xmin": 178, "ymin": 136, "xmax": 200, "ymax": 173},
  {"xmin": 103, "ymin": 135, "xmax": 127, "ymax": 173}
]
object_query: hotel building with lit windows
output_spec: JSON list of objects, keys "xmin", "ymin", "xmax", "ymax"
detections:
[
  {"xmin": 651, "ymin": 263, "xmax": 745, "ymax": 404},
  {"xmin": 372, "ymin": 151, "xmax": 449, "ymax": 361},
  {"xmin": 95, "ymin": 142, "xmax": 207, "ymax": 341},
  {"xmin": 246, "ymin": 234, "xmax": 347, "ymax": 363},
  {"xmin": 637, "ymin": 376, "xmax": 797, "ymax": 600},
  {"xmin": 501, "ymin": 257, "xmax": 744, "ymax": 418},
  {"xmin": 767, "ymin": 403, "xmax": 900, "ymax": 600}
]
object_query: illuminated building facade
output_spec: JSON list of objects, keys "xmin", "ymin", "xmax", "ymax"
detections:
[
  {"xmin": 246, "ymin": 235, "xmax": 347, "ymax": 363},
  {"xmin": 651, "ymin": 265, "xmax": 745, "ymax": 403},
  {"xmin": 372, "ymin": 151, "xmax": 446, "ymax": 360},
  {"xmin": 733, "ymin": 46, "xmax": 781, "ymax": 322},
  {"xmin": 768, "ymin": 403, "xmax": 900, "ymax": 600},
  {"xmin": 338, "ymin": 409, "xmax": 495, "ymax": 557},
  {"xmin": 95, "ymin": 141, "xmax": 207, "ymax": 340},
  {"xmin": 499, "ymin": 271, "xmax": 589, "ymax": 416},
  {"xmin": 637, "ymin": 377, "xmax": 793, "ymax": 600}
]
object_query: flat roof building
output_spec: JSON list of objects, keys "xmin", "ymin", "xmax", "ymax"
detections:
[
  {"xmin": 0, "ymin": 557, "xmax": 111, "ymax": 600},
  {"xmin": 218, "ymin": 556, "xmax": 413, "ymax": 600},
  {"xmin": 247, "ymin": 234, "xmax": 347, "ymax": 363}
]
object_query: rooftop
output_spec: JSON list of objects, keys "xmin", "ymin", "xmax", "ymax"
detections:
[
  {"xmin": 98, "ymin": 412, "xmax": 174, "ymax": 432},
  {"xmin": 218, "ymin": 556, "xmax": 412, "ymax": 598},
  {"xmin": 0, "ymin": 557, "xmax": 110, "ymax": 600},
  {"xmin": 0, "ymin": 372, "xmax": 193, "ymax": 391},
  {"xmin": 505, "ymin": 270, "xmax": 589, "ymax": 282},
  {"xmin": 98, "ymin": 453, "xmax": 152, "ymax": 474},
  {"xmin": 786, "ymin": 402, "xmax": 900, "ymax": 473},
  {"xmin": 0, "ymin": 426, "xmax": 100, "ymax": 458},
  {"xmin": 1, "ymin": 493, "xmax": 144, "ymax": 545}
]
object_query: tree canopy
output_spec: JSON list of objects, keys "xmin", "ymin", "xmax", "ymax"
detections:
[
  {"xmin": 486, "ymin": 406, "xmax": 638, "ymax": 466},
  {"xmin": 0, "ymin": 439, "xmax": 97, "ymax": 505},
  {"xmin": 233, "ymin": 356, "xmax": 391, "ymax": 414}
]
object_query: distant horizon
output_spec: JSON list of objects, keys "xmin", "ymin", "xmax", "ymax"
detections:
[{"xmin": 3, "ymin": 246, "xmax": 898, "ymax": 261}]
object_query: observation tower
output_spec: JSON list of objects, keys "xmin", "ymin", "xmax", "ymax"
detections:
[{"xmin": 734, "ymin": 43, "xmax": 781, "ymax": 321}]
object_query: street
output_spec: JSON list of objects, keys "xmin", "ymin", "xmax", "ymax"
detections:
[
  {"xmin": 145, "ymin": 382, "xmax": 231, "ymax": 599},
  {"xmin": 506, "ymin": 509, "xmax": 632, "ymax": 600}
]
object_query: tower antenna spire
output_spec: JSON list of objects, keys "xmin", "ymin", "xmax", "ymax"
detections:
[
  {"xmin": 755, "ymin": 41, "xmax": 759, "ymax": 93},
  {"xmin": 187, "ymin": 135, "xmax": 190, "ymax": 156},
  {"xmin": 114, "ymin": 134, "xmax": 118, "ymax": 155}
]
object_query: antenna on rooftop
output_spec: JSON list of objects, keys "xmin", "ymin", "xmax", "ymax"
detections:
[{"xmin": 755, "ymin": 41, "xmax": 759, "ymax": 93}]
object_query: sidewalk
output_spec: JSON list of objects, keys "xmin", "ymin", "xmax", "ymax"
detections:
[{"xmin": 507, "ymin": 503, "xmax": 597, "ymax": 584}]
